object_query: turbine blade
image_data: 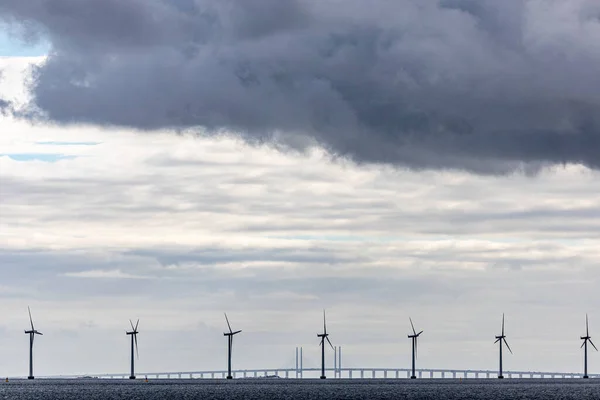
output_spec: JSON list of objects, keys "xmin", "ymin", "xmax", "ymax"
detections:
[
  {"xmin": 581, "ymin": 341, "xmax": 586, "ymax": 349},
  {"xmin": 415, "ymin": 338, "xmax": 418, "ymax": 360},
  {"xmin": 323, "ymin": 309, "xmax": 327, "ymax": 335},
  {"xmin": 502, "ymin": 313, "xmax": 505, "ymax": 336},
  {"xmin": 135, "ymin": 319, "xmax": 139, "ymax": 332},
  {"xmin": 326, "ymin": 336, "xmax": 334, "ymax": 350},
  {"xmin": 130, "ymin": 319, "xmax": 135, "ymax": 331},
  {"xmin": 28, "ymin": 307, "xmax": 34, "ymax": 331},
  {"xmin": 417, "ymin": 331, "xmax": 424, "ymax": 336},
  {"xmin": 587, "ymin": 314, "xmax": 590, "ymax": 337},
  {"xmin": 504, "ymin": 338, "xmax": 513, "ymax": 355},
  {"xmin": 590, "ymin": 339, "xmax": 598, "ymax": 352},
  {"xmin": 224, "ymin": 313, "xmax": 232, "ymax": 334},
  {"xmin": 410, "ymin": 318, "xmax": 416, "ymax": 336},
  {"xmin": 494, "ymin": 338, "xmax": 501, "ymax": 344},
  {"xmin": 135, "ymin": 334, "xmax": 139, "ymax": 360}
]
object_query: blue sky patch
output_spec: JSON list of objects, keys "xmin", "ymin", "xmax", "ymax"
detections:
[
  {"xmin": 0, "ymin": 31, "xmax": 50, "ymax": 57},
  {"xmin": 1, "ymin": 153, "xmax": 77, "ymax": 162}
]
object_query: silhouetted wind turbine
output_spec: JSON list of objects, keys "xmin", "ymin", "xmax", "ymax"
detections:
[
  {"xmin": 24, "ymin": 307, "xmax": 43, "ymax": 380},
  {"xmin": 224, "ymin": 313, "xmax": 241, "ymax": 379},
  {"xmin": 317, "ymin": 310, "xmax": 334, "ymax": 379},
  {"xmin": 494, "ymin": 313, "xmax": 512, "ymax": 379},
  {"xmin": 581, "ymin": 314, "xmax": 598, "ymax": 379},
  {"xmin": 126, "ymin": 319, "xmax": 139, "ymax": 380},
  {"xmin": 408, "ymin": 318, "xmax": 423, "ymax": 379}
]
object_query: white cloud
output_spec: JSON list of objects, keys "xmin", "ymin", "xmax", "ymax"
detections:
[
  {"xmin": 0, "ymin": 56, "xmax": 599, "ymax": 377},
  {"xmin": 63, "ymin": 269, "xmax": 151, "ymax": 280}
]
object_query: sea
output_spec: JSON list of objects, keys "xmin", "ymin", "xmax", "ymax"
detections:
[{"xmin": 1, "ymin": 379, "xmax": 600, "ymax": 400}]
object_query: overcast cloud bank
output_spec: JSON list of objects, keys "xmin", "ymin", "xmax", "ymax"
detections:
[{"xmin": 2, "ymin": 0, "xmax": 600, "ymax": 172}]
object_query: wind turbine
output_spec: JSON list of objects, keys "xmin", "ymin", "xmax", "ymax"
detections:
[
  {"xmin": 223, "ymin": 313, "xmax": 241, "ymax": 379},
  {"xmin": 24, "ymin": 307, "xmax": 43, "ymax": 380},
  {"xmin": 494, "ymin": 313, "xmax": 512, "ymax": 379},
  {"xmin": 408, "ymin": 318, "xmax": 423, "ymax": 379},
  {"xmin": 581, "ymin": 314, "xmax": 598, "ymax": 379},
  {"xmin": 317, "ymin": 309, "xmax": 334, "ymax": 379},
  {"xmin": 126, "ymin": 319, "xmax": 139, "ymax": 380}
]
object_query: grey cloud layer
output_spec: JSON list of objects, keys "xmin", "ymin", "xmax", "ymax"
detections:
[
  {"xmin": 2, "ymin": 102, "xmax": 600, "ymax": 373},
  {"xmin": 2, "ymin": 0, "xmax": 600, "ymax": 172}
]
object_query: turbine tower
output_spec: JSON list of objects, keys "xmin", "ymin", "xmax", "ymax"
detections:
[
  {"xmin": 317, "ymin": 309, "xmax": 334, "ymax": 379},
  {"xmin": 24, "ymin": 307, "xmax": 43, "ymax": 380},
  {"xmin": 126, "ymin": 319, "xmax": 139, "ymax": 380},
  {"xmin": 494, "ymin": 313, "xmax": 512, "ymax": 379},
  {"xmin": 223, "ymin": 313, "xmax": 241, "ymax": 379},
  {"xmin": 581, "ymin": 314, "xmax": 598, "ymax": 379},
  {"xmin": 408, "ymin": 318, "xmax": 423, "ymax": 379}
]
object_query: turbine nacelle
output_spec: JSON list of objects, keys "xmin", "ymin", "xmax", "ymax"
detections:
[
  {"xmin": 318, "ymin": 334, "xmax": 334, "ymax": 350},
  {"xmin": 126, "ymin": 319, "xmax": 140, "ymax": 335}
]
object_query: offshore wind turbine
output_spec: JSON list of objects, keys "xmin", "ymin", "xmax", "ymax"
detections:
[
  {"xmin": 408, "ymin": 318, "xmax": 423, "ymax": 379},
  {"xmin": 24, "ymin": 307, "xmax": 43, "ymax": 380},
  {"xmin": 581, "ymin": 314, "xmax": 598, "ymax": 379},
  {"xmin": 224, "ymin": 313, "xmax": 241, "ymax": 379},
  {"xmin": 126, "ymin": 319, "xmax": 140, "ymax": 379},
  {"xmin": 494, "ymin": 313, "xmax": 512, "ymax": 379},
  {"xmin": 317, "ymin": 310, "xmax": 334, "ymax": 379}
]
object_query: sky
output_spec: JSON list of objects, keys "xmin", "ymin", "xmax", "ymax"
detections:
[{"xmin": 1, "ymin": 0, "xmax": 600, "ymax": 378}]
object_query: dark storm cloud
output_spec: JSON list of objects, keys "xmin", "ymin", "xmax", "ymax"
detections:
[{"xmin": 2, "ymin": 0, "xmax": 600, "ymax": 172}]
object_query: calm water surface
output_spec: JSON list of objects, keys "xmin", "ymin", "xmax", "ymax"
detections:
[{"xmin": 1, "ymin": 379, "xmax": 599, "ymax": 399}]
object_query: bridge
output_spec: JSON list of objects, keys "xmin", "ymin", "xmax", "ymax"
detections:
[
  {"xmin": 22, "ymin": 347, "xmax": 600, "ymax": 380},
  {"xmin": 38, "ymin": 367, "xmax": 597, "ymax": 380}
]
